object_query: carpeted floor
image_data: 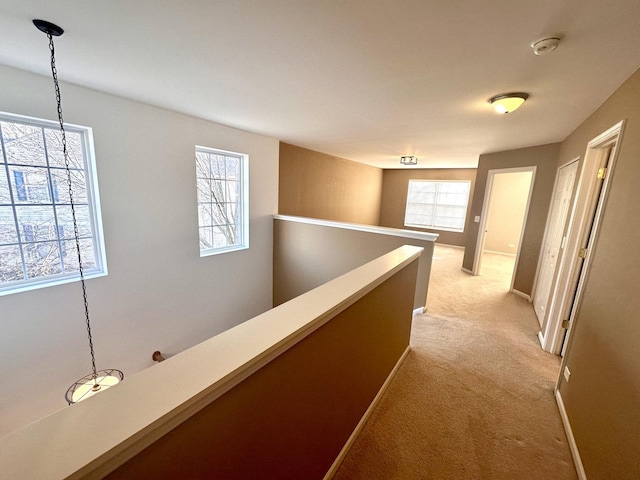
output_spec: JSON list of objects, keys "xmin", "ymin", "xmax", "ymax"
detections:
[{"xmin": 332, "ymin": 245, "xmax": 577, "ymax": 479}]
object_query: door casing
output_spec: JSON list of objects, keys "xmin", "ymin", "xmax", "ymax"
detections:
[{"xmin": 472, "ymin": 166, "xmax": 536, "ymax": 294}]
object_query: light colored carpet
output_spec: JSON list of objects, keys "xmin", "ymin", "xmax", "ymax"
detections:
[{"xmin": 332, "ymin": 245, "xmax": 577, "ymax": 479}]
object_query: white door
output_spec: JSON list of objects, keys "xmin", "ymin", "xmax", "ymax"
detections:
[
  {"xmin": 541, "ymin": 121, "xmax": 624, "ymax": 355},
  {"xmin": 533, "ymin": 160, "xmax": 578, "ymax": 325}
]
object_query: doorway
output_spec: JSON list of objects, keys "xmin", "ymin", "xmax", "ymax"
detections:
[
  {"xmin": 473, "ymin": 167, "xmax": 536, "ymax": 293},
  {"xmin": 538, "ymin": 121, "xmax": 625, "ymax": 355}
]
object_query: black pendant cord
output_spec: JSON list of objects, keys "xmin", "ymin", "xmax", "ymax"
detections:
[{"xmin": 46, "ymin": 32, "xmax": 99, "ymax": 384}]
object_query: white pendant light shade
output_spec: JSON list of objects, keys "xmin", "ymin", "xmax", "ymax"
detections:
[
  {"xmin": 65, "ymin": 369, "xmax": 124, "ymax": 404},
  {"xmin": 489, "ymin": 93, "xmax": 529, "ymax": 114}
]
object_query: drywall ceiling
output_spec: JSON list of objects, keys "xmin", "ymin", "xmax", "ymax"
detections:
[{"xmin": 0, "ymin": 1, "xmax": 639, "ymax": 169}]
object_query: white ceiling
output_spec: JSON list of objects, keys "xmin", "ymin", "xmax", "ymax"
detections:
[{"xmin": 0, "ymin": 1, "xmax": 639, "ymax": 169}]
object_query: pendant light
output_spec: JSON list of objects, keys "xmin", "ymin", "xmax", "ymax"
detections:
[{"xmin": 33, "ymin": 19, "xmax": 123, "ymax": 404}]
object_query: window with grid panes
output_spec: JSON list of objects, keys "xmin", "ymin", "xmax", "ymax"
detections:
[
  {"xmin": 404, "ymin": 180, "xmax": 471, "ymax": 232},
  {"xmin": 0, "ymin": 112, "xmax": 106, "ymax": 295},
  {"xmin": 195, "ymin": 146, "xmax": 248, "ymax": 256}
]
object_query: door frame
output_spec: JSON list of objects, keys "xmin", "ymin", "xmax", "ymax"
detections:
[
  {"xmin": 472, "ymin": 166, "xmax": 537, "ymax": 293},
  {"xmin": 542, "ymin": 120, "xmax": 625, "ymax": 355}
]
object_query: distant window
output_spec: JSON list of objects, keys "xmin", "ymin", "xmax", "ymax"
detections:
[
  {"xmin": 195, "ymin": 146, "xmax": 248, "ymax": 256},
  {"xmin": 0, "ymin": 112, "xmax": 106, "ymax": 296},
  {"xmin": 404, "ymin": 180, "xmax": 471, "ymax": 232}
]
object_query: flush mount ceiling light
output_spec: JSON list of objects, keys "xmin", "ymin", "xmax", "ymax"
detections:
[
  {"xmin": 488, "ymin": 93, "xmax": 529, "ymax": 114},
  {"xmin": 33, "ymin": 19, "xmax": 124, "ymax": 404},
  {"xmin": 400, "ymin": 155, "xmax": 418, "ymax": 165}
]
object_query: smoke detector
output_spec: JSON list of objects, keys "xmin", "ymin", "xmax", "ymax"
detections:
[{"xmin": 531, "ymin": 36, "xmax": 561, "ymax": 55}]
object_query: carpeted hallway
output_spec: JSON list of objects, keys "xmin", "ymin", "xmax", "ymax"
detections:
[{"xmin": 332, "ymin": 244, "xmax": 577, "ymax": 479}]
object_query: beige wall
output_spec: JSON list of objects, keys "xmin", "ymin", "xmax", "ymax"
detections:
[
  {"xmin": 279, "ymin": 143, "xmax": 383, "ymax": 225},
  {"xmin": 483, "ymin": 172, "xmax": 532, "ymax": 255},
  {"xmin": 557, "ymin": 68, "xmax": 640, "ymax": 479},
  {"xmin": 0, "ymin": 65, "xmax": 279, "ymax": 436},
  {"xmin": 105, "ymin": 259, "xmax": 418, "ymax": 480},
  {"xmin": 273, "ymin": 217, "xmax": 435, "ymax": 310},
  {"xmin": 462, "ymin": 143, "xmax": 561, "ymax": 295},
  {"xmin": 379, "ymin": 168, "xmax": 477, "ymax": 246}
]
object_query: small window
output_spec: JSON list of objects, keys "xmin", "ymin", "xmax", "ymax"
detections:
[
  {"xmin": 404, "ymin": 180, "xmax": 471, "ymax": 232},
  {"xmin": 0, "ymin": 112, "xmax": 106, "ymax": 296},
  {"xmin": 196, "ymin": 146, "xmax": 248, "ymax": 256}
]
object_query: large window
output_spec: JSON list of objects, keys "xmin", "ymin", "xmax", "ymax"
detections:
[
  {"xmin": 196, "ymin": 146, "xmax": 248, "ymax": 256},
  {"xmin": 404, "ymin": 180, "xmax": 471, "ymax": 232},
  {"xmin": 0, "ymin": 112, "xmax": 106, "ymax": 295}
]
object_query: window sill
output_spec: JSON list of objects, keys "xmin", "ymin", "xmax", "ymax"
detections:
[
  {"xmin": 199, "ymin": 244, "xmax": 249, "ymax": 257},
  {"xmin": 0, "ymin": 269, "xmax": 108, "ymax": 297},
  {"xmin": 403, "ymin": 224, "xmax": 464, "ymax": 234}
]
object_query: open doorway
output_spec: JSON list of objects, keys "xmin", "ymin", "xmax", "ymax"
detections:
[{"xmin": 472, "ymin": 167, "xmax": 536, "ymax": 293}]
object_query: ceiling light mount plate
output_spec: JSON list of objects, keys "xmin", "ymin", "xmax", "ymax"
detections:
[{"xmin": 33, "ymin": 19, "xmax": 64, "ymax": 36}]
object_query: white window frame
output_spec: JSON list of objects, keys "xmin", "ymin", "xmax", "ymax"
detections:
[
  {"xmin": 404, "ymin": 179, "xmax": 471, "ymax": 233},
  {"xmin": 0, "ymin": 111, "xmax": 107, "ymax": 296},
  {"xmin": 195, "ymin": 146, "xmax": 249, "ymax": 256}
]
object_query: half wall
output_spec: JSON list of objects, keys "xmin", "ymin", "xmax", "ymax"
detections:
[{"xmin": 274, "ymin": 215, "xmax": 437, "ymax": 311}]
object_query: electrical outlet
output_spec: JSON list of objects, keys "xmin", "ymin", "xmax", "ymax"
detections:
[
  {"xmin": 508, "ymin": 243, "xmax": 515, "ymax": 248},
  {"xmin": 564, "ymin": 366, "xmax": 571, "ymax": 382},
  {"xmin": 474, "ymin": 215, "xmax": 480, "ymax": 223}
]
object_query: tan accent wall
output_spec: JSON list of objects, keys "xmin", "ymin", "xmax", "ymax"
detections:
[
  {"xmin": 273, "ymin": 217, "xmax": 435, "ymax": 310},
  {"xmin": 379, "ymin": 168, "xmax": 477, "ymax": 246},
  {"xmin": 279, "ymin": 142, "xmax": 383, "ymax": 225},
  {"xmin": 105, "ymin": 260, "xmax": 418, "ymax": 480},
  {"xmin": 462, "ymin": 143, "xmax": 561, "ymax": 294},
  {"xmin": 557, "ymin": 68, "xmax": 640, "ymax": 479}
]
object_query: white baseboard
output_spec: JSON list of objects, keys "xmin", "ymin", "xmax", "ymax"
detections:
[
  {"xmin": 436, "ymin": 243, "xmax": 465, "ymax": 250},
  {"xmin": 537, "ymin": 331, "xmax": 545, "ymax": 349},
  {"xmin": 555, "ymin": 389, "xmax": 587, "ymax": 480},
  {"xmin": 324, "ymin": 346, "xmax": 411, "ymax": 479},
  {"xmin": 511, "ymin": 288, "xmax": 532, "ymax": 302},
  {"xmin": 461, "ymin": 267, "xmax": 473, "ymax": 275},
  {"xmin": 482, "ymin": 249, "xmax": 517, "ymax": 257},
  {"xmin": 413, "ymin": 307, "xmax": 425, "ymax": 316}
]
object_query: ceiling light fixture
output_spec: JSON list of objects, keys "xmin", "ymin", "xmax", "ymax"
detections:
[
  {"xmin": 488, "ymin": 93, "xmax": 529, "ymax": 114},
  {"xmin": 33, "ymin": 19, "xmax": 124, "ymax": 404},
  {"xmin": 400, "ymin": 155, "xmax": 418, "ymax": 165}
]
